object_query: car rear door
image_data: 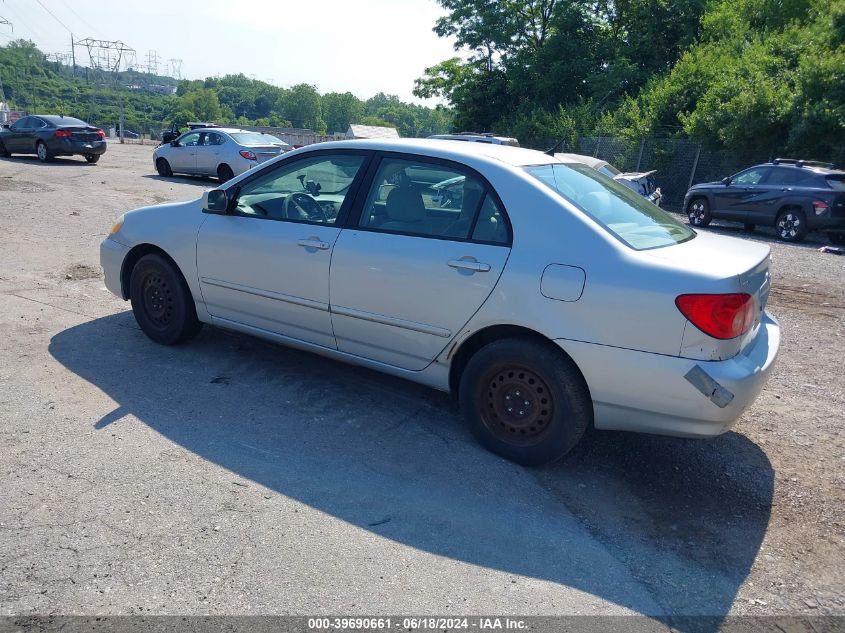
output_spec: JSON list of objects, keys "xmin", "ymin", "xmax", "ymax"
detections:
[
  {"xmin": 195, "ymin": 131, "xmax": 224, "ymax": 176},
  {"xmin": 747, "ymin": 166, "xmax": 811, "ymax": 225},
  {"xmin": 195, "ymin": 150, "xmax": 371, "ymax": 348},
  {"xmin": 329, "ymin": 154, "xmax": 511, "ymax": 371}
]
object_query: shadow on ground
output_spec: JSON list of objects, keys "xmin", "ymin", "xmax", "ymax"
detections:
[
  {"xmin": 49, "ymin": 313, "xmax": 774, "ymax": 623},
  {"xmin": 142, "ymin": 173, "xmax": 219, "ymax": 187}
]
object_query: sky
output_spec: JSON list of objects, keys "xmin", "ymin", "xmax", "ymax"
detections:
[{"xmin": 0, "ymin": 0, "xmax": 458, "ymax": 103}]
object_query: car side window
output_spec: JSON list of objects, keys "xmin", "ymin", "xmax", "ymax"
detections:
[
  {"xmin": 471, "ymin": 194, "xmax": 509, "ymax": 244},
  {"xmin": 11, "ymin": 117, "xmax": 29, "ymax": 130},
  {"xmin": 30, "ymin": 118, "xmax": 46, "ymax": 129},
  {"xmin": 233, "ymin": 153, "xmax": 366, "ymax": 224},
  {"xmin": 733, "ymin": 167, "xmax": 769, "ymax": 185},
  {"xmin": 202, "ymin": 132, "xmax": 225, "ymax": 146},
  {"xmin": 767, "ymin": 168, "xmax": 814, "ymax": 186},
  {"xmin": 179, "ymin": 132, "xmax": 201, "ymax": 147},
  {"xmin": 358, "ymin": 157, "xmax": 500, "ymax": 241}
]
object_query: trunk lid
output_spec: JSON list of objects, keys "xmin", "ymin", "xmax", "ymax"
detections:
[
  {"xmin": 245, "ymin": 145, "xmax": 284, "ymax": 163},
  {"xmin": 64, "ymin": 126, "xmax": 101, "ymax": 142}
]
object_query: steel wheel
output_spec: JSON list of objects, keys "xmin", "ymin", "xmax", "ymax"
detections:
[
  {"xmin": 776, "ymin": 209, "xmax": 807, "ymax": 242},
  {"xmin": 479, "ymin": 365, "xmax": 554, "ymax": 446},
  {"xmin": 140, "ymin": 271, "xmax": 175, "ymax": 330},
  {"xmin": 687, "ymin": 198, "xmax": 711, "ymax": 227}
]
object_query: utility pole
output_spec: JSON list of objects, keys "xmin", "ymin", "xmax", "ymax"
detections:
[
  {"xmin": 119, "ymin": 102, "xmax": 125, "ymax": 143},
  {"xmin": 70, "ymin": 32, "xmax": 76, "ymax": 76}
]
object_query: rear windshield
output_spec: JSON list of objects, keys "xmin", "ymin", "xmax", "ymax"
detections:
[
  {"xmin": 598, "ymin": 163, "xmax": 621, "ymax": 177},
  {"xmin": 230, "ymin": 132, "xmax": 288, "ymax": 146},
  {"xmin": 826, "ymin": 175, "xmax": 845, "ymax": 191},
  {"xmin": 41, "ymin": 116, "xmax": 87, "ymax": 126},
  {"xmin": 525, "ymin": 163, "xmax": 695, "ymax": 250}
]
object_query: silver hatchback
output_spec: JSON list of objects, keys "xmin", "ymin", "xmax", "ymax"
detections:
[
  {"xmin": 153, "ymin": 127, "xmax": 290, "ymax": 183},
  {"xmin": 103, "ymin": 139, "xmax": 780, "ymax": 466}
]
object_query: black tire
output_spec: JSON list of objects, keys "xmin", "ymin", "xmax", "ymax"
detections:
[
  {"xmin": 84, "ymin": 153, "xmax": 100, "ymax": 164},
  {"xmin": 775, "ymin": 208, "xmax": 807, "ymax": 242},
  {"xmin": 217, "ymin": 164, "xmax": 234, "ymax": 183},
  {"xmin": 0, "ymin": 140, "xmax": 10, "ymax": 157},
  {"xmin": 156, "ymin": 158, "xmax": 172, "ymax": 177},
  {"xmin": 36, "ymin": 141, "xmax": 52, "ymax": 163},
  {"xmin": 743, "ymin": 223, "xmax": 756, "ymax": 232},
  {"xmin": 129, "ymin": 253, "xmax": 202, "ymax": 345},
  {"xmin": 687, "ymin": 197, "xmax": 711, "ymax": 227},
  {"xmin": 458, "ymin": 337, "xmax": 591, "ymax": 466},
  {"xmin": 828, "ymin": 232, "xmax": 845, "ymax": 246}
]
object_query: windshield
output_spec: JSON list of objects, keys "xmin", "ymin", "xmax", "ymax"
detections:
[
  {"xmin": 42, "ymin": 116, "xmax": 88, "ymax": 126},
  {"xmin": 525, "ymin": 163, "xmax": 695, "ymax": 250},
  {"xmin": 230, "ymin": 132, "xmax": 288, "ymax": 146}
]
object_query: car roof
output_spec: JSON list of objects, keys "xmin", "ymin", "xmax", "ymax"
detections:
[
  {"xmin": 301, "ymin": 138, "xmax": 559, "ymax": 167},
  {"xmin": 763, "ymin": 163, "xmax": 845, "ymax": 176}
]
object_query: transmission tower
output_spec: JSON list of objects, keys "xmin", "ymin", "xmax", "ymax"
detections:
[
  {"xmin": 75, "ymin": 38, "xmax": 135, "ymax": 73},
  {"xmin": 167, "ymin": 58, "xmax": 182, "ymax": 80},
  {"xmin": 145, "ymin": 50, "xmax": 161, "ymax": 76},
  {"xmin": 46, "ymin": 52, "xmax": 73, "ymax": 65}
]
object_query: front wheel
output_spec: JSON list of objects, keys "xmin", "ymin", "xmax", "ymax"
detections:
[
  {"xmin": 217, "ymin": 164, "xmax": 234, "ymax": 183},
  {"xmin": 459, "ymin": 338, "xmax": 591, "ymax": 466},
  {"xmin": 156, "ymin": 158, "xmax": 172, "ymax": 177},
  {"xmin": 0, "ymin": 141, "xmax": 10, "ymax": 157},
  {"xmin": 36, "ymin": 141, "xmax": 52, "ymax": 163},
  {"xmin": 129, "ymin": 253, "xmax": 202, "ymax": 345},
  {"xmin": 84, "ymin": 153, "xmax": 100, "ymax": 164},
  {"xmin": 775, "ymin": 209, "xmax": 807, "ymax": 242},
  {"xmin": 688, "ymin": 198, "xmax": 711, "ymax": 227}
]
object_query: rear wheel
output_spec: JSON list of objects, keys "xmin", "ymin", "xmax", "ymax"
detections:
[
  {"xmin": 217, "ymin": 164, "xmax": 234, "ymax": 183},
  {"xmin": 459, "ymin": 338, "xmax": 591, "ymax": 466},
  {"xmin": 688, "ymin": 198, "xmax": 711, "ymax": 227},
  {"xmin": 84, "ymin": 153, "xmax": 100, "ymax": 164},
  {"xmin": 36, "ymin": 141, "xmax": 52, "ymax": 163},
  {"xmin": 129, "ymin": 253, "xmax": 202, "ymax": 345},
  {"xmin": 156, "ymin": 158, "xmax": 172, "ymax": 177},
  {"xmin": 775, "ymin": 208, "xmax": 807, "ymax": 242}
]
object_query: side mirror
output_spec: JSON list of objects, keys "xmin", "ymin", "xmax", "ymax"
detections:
[
  {"xmin": 721, "ymin": 176, "xmax": 732, "ymax": 185},
  {"xmin": 205, "ymin": 189, "xmax": 229, "ymax": 212}
]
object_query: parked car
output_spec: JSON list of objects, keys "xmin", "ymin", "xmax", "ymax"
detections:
[
  {"xmin": 429, "ymin": 132, "xmax": 520, "ymax": 147},
  {"xmin": 684, "ymin": 158, "xmax": 845, "ymax": 244},
  {"xmin": 0, "ymin": 114, "xmax": 107, "ymax": 163},
  {"xmin": 101, "ymin": 138, "xmax": 779, "ymax": 466},
  {"xmin": 153, "ymin": 127, "xmax": 291, "ymax": 182},
  {"xmin": 555, "ymin": 152, "xmax": 662, "ymax": 207}
]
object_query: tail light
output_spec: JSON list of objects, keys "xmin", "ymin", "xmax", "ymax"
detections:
[
  {"xmin": 675, "ymin": 293, "xmax": 754, "ymax": 340},
  {"xmin": 54, "ymin": 129, "xmax": 72, "ymax": 138},
  {"xmin": 239, "ymin": 150, "xmax": 257, "ymax": 160},
  {"xmin": 813, "ymin": 200, "xmax": 830, "ymax": 215},
  {"xmin": 96, "ymin": 129, "xmax": 106, "ymax": 139}
]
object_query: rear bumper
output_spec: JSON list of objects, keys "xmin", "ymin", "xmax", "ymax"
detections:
[
  {"xmin": 53, "ymin": 139, "xmax": 108, "ymax": 156},
  {"xmin": 100, "ymin": 237, "xmax": 130, "ymax": 299},
  {"xmin": 556, "ymin": 312, "xmax": 780, "ymax": 437}
]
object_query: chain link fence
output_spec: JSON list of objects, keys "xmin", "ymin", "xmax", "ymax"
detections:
[{"xmin": 553, "ymin": 137, "xmax": 774, "ymax": 212}]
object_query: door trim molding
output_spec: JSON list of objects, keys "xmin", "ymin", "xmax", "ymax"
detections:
[
  {"xmin": 331, "ymin": 304, "xmax": 452, "ymax": 338},
  {"xmin": 200, "ymin": 277, "xmax": 329, "ymax": 312}
]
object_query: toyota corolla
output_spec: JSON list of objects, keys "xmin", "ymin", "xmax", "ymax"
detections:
[{"xmin": 101, "ymin": 139, "xmax": 780, "ymax": 465}]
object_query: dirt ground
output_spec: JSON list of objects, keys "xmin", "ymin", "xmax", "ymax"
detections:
[{"xmin": 0, "ymin": 143, "xmax": 842, "ymax": 619}]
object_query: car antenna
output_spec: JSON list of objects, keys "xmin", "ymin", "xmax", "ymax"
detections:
[{"xmin": 545, "ymin": 137, "xmax": 565, "ymax": 156}]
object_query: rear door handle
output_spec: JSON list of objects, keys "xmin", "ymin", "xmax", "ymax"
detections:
[
  {"xmin": 448, "ymin": 258, "xmax": 491, "ymax": 272},
  {"xmin": 297, "ymin": 237, "xmax": 330, "ymax": 250}
]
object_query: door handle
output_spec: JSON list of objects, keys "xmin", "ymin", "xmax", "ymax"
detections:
[
  {"xmin": 448, "ymin": 258, "xmax": 491, "ymax": 272},
  {"xmin": 297, "ymin": 237, "xmax": 330, "ymax": 250}
]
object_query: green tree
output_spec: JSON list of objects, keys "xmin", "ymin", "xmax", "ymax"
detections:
[
  {"xmin": 178, "ymin": 89, "xmax": 222, "ymax": 122},
  {"xmin": 322, "ymin": 91, "xmax": 364, "ymax": 133}
]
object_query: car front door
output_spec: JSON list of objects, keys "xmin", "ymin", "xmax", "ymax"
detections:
[
  {"xmin": 4, "ymin": 117, "xmax": 31, "ymax": 152},
  {"xmin": 195, "ymin": 151, "xmax": 370, "ymax": 348},
  {"xmin": 711, "ymin": 167, "xmax": 772, "ymax": 221},
  {"xmin": 329, "ymin": 155, "xmax": 511, "ymax": 371},
  {"xmin": 168, "ymin": 131, "xmax": 201, "ymax": 173},
  {"xmin": 195, "ymin": 131, "xmax": 225, "ymax": 176}
]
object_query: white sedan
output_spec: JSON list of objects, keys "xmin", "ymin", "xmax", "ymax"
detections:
[
  {"xmin": 101, "ymin": 139, "xmax": 779, "ymax": 465},
  {"xmin": 153, "ymin": 127, "xmax": 290, "ymax": 183}
]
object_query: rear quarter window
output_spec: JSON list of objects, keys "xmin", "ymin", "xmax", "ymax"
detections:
[{"xmin": 826, "ymin": 175, "xmax": 845, "ymax": 191}]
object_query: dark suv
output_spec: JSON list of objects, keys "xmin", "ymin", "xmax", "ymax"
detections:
[{"xmin": 684, "ymin": 159, "xmax": 845, "ymax": 244}]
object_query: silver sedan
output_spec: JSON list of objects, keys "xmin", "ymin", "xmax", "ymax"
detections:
[
  {"xmin": 102, "ymin": 139, "xmax": 779, "ymax": 466},
  {"xmin": 153, "ymin": 127, "xmax": 290, "ymax": 182}
]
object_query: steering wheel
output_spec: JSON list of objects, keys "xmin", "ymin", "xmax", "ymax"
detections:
[{"xmin": 283, "ymin": 192, "xmax": 328, "ymax": 222}]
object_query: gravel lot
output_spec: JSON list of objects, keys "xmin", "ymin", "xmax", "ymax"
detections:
[{"xmin": 0, "ymin": 143, "xmax": 842, "ymax": 618}]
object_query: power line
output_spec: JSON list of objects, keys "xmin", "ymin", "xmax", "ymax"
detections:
[
  {"xmin": 56, "ymin": 0, "xmax": 99, "ymax": 36},
  {"xmin": 33, "ymin": 0, "xmax": 72, "ymax": 34}
]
